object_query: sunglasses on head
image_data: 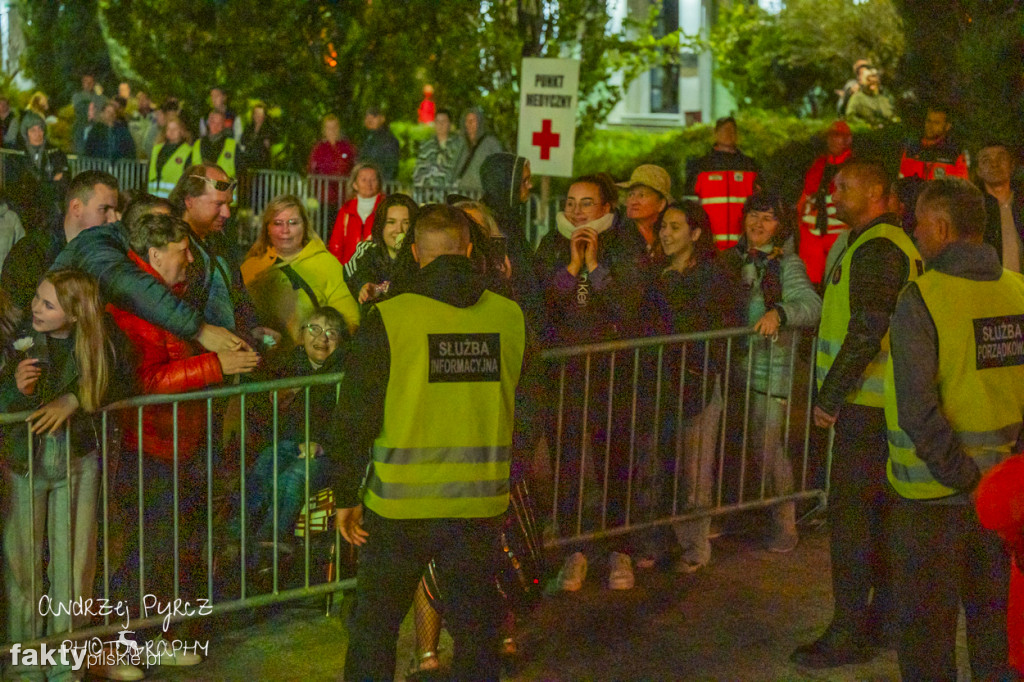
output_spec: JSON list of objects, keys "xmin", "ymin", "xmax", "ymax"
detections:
[{"xmin": 190, "ymin": 175, "xmax": 237, "ymax": 192}]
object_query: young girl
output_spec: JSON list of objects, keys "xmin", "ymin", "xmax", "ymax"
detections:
[{"xmin": 0, "ymin": 269, "xmax": 127, "ymax": 678}]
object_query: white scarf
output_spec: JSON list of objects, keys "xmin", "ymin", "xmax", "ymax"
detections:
[
  {"xmin": 555, "ymin": 211, "xmax": 615, "ymax": 240},
  {"xmin": 357, "ymin": 195, "xmax": 377, "ymax": 222}
]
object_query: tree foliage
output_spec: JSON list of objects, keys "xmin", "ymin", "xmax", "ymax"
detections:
[
  {"xmin": 705, "ymin": 0, "xmax": 904, "ymax": 115},
  {"xmin": 892, "ymin": 0, "xmax": 1024, "ymax": 148},
  {"xmin": 17, "ymin": 0, "xmax": 114, "ymax": 108},
  {"xmin": 34, "ymin": 0, "xmax": 676, "ymax": 171}
]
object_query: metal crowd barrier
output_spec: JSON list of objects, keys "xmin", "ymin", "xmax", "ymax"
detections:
[
  {"xmin": 0, "ymin": 371, "xmax": 351, "ymax": 657},
  {"xmin": 0, "ymin": 326, "xmax": 829, "ymax": 659},
  {"xmin": 537, "ymin": 326, "xmax": 829, "ymax": 546}
]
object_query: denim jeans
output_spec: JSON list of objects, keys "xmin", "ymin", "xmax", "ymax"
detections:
[
  {"xmin": 3, "ymin": 449, "xmax": 100, "ymax": 681},
  {"xmin": 238, "ymin": 441, "xmax": 328, "ymax": 542},
  {"xmin": 669, "ymin": 377, "xmax": 723, "ymax": 565}
]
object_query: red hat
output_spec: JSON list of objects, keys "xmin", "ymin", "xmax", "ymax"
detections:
[{"xmin": 828, "ymin": 120, "xmax": 852, "ymax": 136}]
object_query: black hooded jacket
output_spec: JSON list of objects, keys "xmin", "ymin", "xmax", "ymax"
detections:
[{"xmin": 479, "ymin": 152, "xmax": 544, "ymax": 332}]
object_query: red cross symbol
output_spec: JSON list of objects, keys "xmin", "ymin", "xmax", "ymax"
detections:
[{"xmin": 532, "ymin": 119, "xmax": 560, "ymax": 160}]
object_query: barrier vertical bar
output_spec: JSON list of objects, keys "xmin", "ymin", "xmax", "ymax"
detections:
[
  {"xmin": 601, "ymin": 352, "xmax": 615, "ymax": 531},
  {"xmin": 172, "ymin": 401, "xmax": 180, "ymax": 601},
  {"xmin": 240, "ymin": 393, "xmax": 247, "ymax": 600},
  {"xmin": 101, "ymin": 411, "xmax": 110, "ymax": 623},
  {"xmin": 65, "ymin": 421, "xmax": 73, "ymax": 632},
  {"xmin": 716, "ymin": 337, "xmax": 734, "ymax": 507},
  {"xmin": 671, "ymin": 343, "xmax": 688, "ymax": 516},
  {"xmin": 624, "ymin": 348, "xmax": 640, "ymax": 527},
  {"xmin": 760, "ymin": 339, "xmax": 776, "ymax": 499},
  {"xmin": 802, "ymin": 337, "xmax": 817, "ymax": 490},
  {"xmin": 206, "ymin": 398, "xmax": 214, "ymax": 602},
  {"xmin": 552, "ymin": 361, "xmax": 566, "ymax": 534},
  {"xmin": 577, "ymin": 354, "xmax": 591, "ymax": 536},
  {"xmin": 272, "ymin": 390, "xmax": 280, "ymax": 594},
  {"xmin": 303, "ymin": 385, "xmax": 312, "ymax": 588}
]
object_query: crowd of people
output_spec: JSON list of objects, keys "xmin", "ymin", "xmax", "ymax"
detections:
[{"xmin": 0, "ymin": 72, "xmax": 1021, "ymax": 680}]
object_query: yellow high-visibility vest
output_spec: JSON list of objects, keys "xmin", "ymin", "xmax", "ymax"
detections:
[
  {"xmin": 191, "ymin": 137, "xmax": 237, "ymax": 179},
  {"xmin": 885, "ymin": 268, "xmax": 1024, "ymax": 499},
  {"xmin": 148, "ymin": 141, "xmax": 192, "ymax": 198},
  {"xmin": 816, "ymin": 222, "xmax": 922, "ymax": 407},
  {"xmin": 365, "ymin": 289, "xmax": 526, "ymax": 519}
]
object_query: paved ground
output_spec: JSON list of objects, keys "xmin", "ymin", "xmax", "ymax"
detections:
[{"xmin": 145, "ymin": 520, "xmax": 973, "ymax": 681}]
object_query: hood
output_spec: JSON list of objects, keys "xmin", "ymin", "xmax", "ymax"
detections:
[
  {"xmin": 405, "ymin": 255, "xmax": 486, "ymax": 308},
  {"xmin": 481, "ymin": 153, "xmax": 526, "ymax": 214},
  {"xmin": 480, "ymin": 153, "xmax": 528, "ymax": 242},
  {"xmin": 461, "ymin": 106, "xmax": 489, "ymax": 143}
]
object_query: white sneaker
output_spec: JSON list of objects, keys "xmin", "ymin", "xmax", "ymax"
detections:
[
  {"xmin": 607, "ymin": 552, "xmax": 635, "ymax": 590},
  {"xmin": 557, "ymin": 551, "xmax": 588, "ymax": 591},
  {"xmin": 148, "ymin": 637, "xmax": 203, "ymax": 666}
]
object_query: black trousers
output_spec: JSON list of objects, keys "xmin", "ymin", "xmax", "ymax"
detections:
[
  {"xmin": 344, "ymin": 509, "xmax": 503, "ymax": 682},
  {"xmin": 828, "ymin": 403, "xmax": 893, "ymax": 634},
  {"xmin": 888, "ymin": 498, "xmax": 1012, "ymax": 682}
]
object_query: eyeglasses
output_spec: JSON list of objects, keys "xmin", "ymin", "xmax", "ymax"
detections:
[
  {"xmin": 190, "ymin": 175, "xmax": 237, "ymax": 192},
  {"xmin": 304, "ymin": 324, "xmax": 341, "ymax": 341},
  {"xmin": 272, "ymin": 218, "xmax": 303, "ymax": 228},
  {"xmin": 565, "ymin": 198, "xmax": 597, "ymax": 211}
]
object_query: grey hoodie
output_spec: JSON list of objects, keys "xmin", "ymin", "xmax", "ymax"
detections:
[{"xmin": 452, "ymin": 107, "xmax": 503, "ymax": 194}]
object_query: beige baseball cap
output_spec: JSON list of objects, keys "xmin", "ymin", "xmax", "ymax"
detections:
[{"xmin": 617, "ymin": 164, "xmax": 672, "ymax": 199}]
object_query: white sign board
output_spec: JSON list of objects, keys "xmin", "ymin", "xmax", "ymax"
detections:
[{"xmin": 517, "ymin": 58, "xmax": 580, "ymax": 178}]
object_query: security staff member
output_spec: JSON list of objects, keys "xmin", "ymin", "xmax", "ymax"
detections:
[
  {"xmin": 796, "ymin": 120, "xmax": 853, "ymax": 287},
  {"xmin": 330, "ymin": 204, "xmax": 526, "ymax": 681},
  {"xmin": 192, "ymin": 110, "xmax": 238, "ymax": 179},
  {"xmin": 684, "ymin": 116, "xmax": 759, "ymax": 250},
  {"xmin": 885, "ymin": 177, "xmax": 1020, "ymax": 682},
  {"xmin": 793, "ymin": 159, "xmax": 923, "ymax": 668}
]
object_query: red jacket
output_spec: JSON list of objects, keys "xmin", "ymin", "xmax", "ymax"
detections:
[
  {"xmin": 898, "ymin": 137, "xmax": 969, "ymax": 181},
  {"xmin": 976, "ymin": 454, "xmax": 1024, "ymax": 676},
  {"xmin": 327, "ymin": 194, "xmax": 384, "ymax": 265},
  {"xmin": 308, "ymin": 139, "xmax": 357, "ymax": 178},
  {"xmin": 796, "ymin": 149, "xmax": 852, "ymax": 285},
  {"xmin": 107, "ymin": 252, "xmax": 224, "ymax": 462}
]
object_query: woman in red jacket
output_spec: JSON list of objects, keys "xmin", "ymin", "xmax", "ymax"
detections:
[
  {"xmin": 107, "ymin": 213, "xmax": 260, "ymax": 666},
  {"xmin": 308, "ymin": 114, "xmax": 358, "ymax": 216},
  {"xmin": 976, "ymin": 454, "xmax": 1024, "ymax": 677},
  {"xmin": 327, "ymin": 161, "xmax": 385, "ymax": 265}
]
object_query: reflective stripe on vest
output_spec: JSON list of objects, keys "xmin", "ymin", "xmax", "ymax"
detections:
[
  {"xmin": 148, "ymin": 142, "xmax": 193, "ymax": 198},
  {"xmin": 695, "ymin": 169, "xmax": 757, "ymax": 251},
  {"xmin": 191, "ymin": 138, "xmax": 237, "ymax": 179},
  {"xmin": 367, "ymin": 290, "xmax": 526, "ymax": 519},
  {"xmin": 801, "ymin": 197, "xmax": 847, "ymax": 233},
  {"xmin": 817, "ymin": 223, "xmax": 922, "ymax": 407},
  {"xmin": 884, "ymin": 269, "xmax": 1024, "ymax": 499}
]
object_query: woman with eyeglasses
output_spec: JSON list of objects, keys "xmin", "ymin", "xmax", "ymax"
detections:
[
  {"xmin": 241, "ymin": 194, "xmax": 360, "ymax": 353},
  {"xmin": 228, "ymin": 306, "xmax": 350, "ymax": 563},
  {"xmin": 534, "ymin": 173, "xmax": 648, "ymax": 592}
]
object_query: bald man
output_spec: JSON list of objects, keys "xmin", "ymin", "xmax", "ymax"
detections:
[
  {"xmin": 327, "ymin": 205, "xmax": 527, "ymax": 680},
  {"xmin": 795, "ymin": 160, "xmax": 924, "ymax": 668}
]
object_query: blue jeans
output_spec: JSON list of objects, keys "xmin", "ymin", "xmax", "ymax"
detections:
[{"xmin": 239, "ymin": 441, "xmax": 328, "ymax": 542}]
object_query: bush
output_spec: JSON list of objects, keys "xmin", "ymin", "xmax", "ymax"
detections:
[{"xmin": 571, "ymin": 111, "xmax": 913, "ymax": 203}]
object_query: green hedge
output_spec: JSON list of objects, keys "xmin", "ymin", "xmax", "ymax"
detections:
[{"xmin": 572, "ymin": 110, "xmax": 911, "ymax": 203}]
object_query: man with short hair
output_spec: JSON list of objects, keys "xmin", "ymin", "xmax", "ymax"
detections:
[
  {"xmin": 331, "ymin": 204, "xmax": 526, "ymax": 680},
  {"xmin": 199, "ymin": 86, "xmax": 241, "ymax": 139},
  {"xmin": 797, "ymin": 120, "xmax": 854, "ymax": 287},
  {"xmin": 1, "ymin": 169, "xmax": 118, "ymax": 310},
  {"xmin": 84, "ymin": 100, "xmax": 136, "ymax": 161},
  {"xmin": 845, "ymin": 68, "xmax": 896, "ymax": 128},
  {"xmin": 793, "ymin": 160, "xmax": 923, "ymax": 668},
  {"xmin": 884, "ymin": 177, "xmax": 1020, "ymax": 681},
  {"xmin": 71, "ymin": 73, "xmax": 101, "ymax": 154},
  {"xmin": 169, "ymin": 164, "xmax": 270, "ymax": 342},
  {"xmin": 898, "ymin": 106, "xmax": 969, "ymax": 180},
  {"xmin": 412, "ymin": 108, "xmax": 465, "ymax": 196},
  {"xmin": 360, "ymin": 106, "xmax": 400, "ymax": 181},
  {"xmin": 977, "ymin": 142, "xmax": 1024, "ymax": 273},
  {"xmin": 192, "ymin": 111, "xmax": 239, "ymax": 180},
  {"xmin": 684, "ymin": 116, "xmax": 759, "ymax": 250}
]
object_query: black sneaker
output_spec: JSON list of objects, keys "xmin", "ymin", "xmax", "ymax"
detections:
[{"xmin": 790, "ymin": 624, "xmax": 876, "ymax": 668}]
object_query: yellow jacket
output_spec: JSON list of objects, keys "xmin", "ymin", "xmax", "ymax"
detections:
[{"xmin": 241, "ymin": 237, "xmax": 360, "ymax": 350}]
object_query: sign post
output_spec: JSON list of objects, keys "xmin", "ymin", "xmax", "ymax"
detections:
[{"xmin": 517, "ymin": 58, "xmax": 580, "ymax": 179}]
